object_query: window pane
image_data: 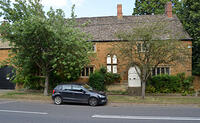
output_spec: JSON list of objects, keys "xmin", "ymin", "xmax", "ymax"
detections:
[
  {"xmin": 92, "ymin": 44, "xmax": 96, "ymax": 52},
  {"xmin": 107, "ymin": 55, "xmax": 111, "ymax": 64},
  {"xmin": 161, "ymin": 68, "xmax": 165, "ymax": 74},
  {"xmin": 113, "ymin": 65, "xmax": 117, "ymax": 73},
  {"xmin": 86, "ymin": 67, "xmax": 89, "ymax": 76},
  {"xmin": 81, "ymin": 68, "xmax": 85, "ymax": 76},
  {"xmin": 142, "ymin": 43, "xmax": 145, "ymax": 52},
  {"xmin": 166, "ymin": 67, "xmax": 170, "ymax": 75},
  {"xmin": 113, "ymin": 55, "xmax": 117, "ymax": 64},
  {"xmin": 152, "ymin": 68, "xmax": 156, "ymax": 76},
  {"xmin": 90, "ymin": 67, "xmax": 94, "ymax": 74},
  {"xmin": 72, "ymin": 85, "xmax": 82, "ymax": 91},
  {"xmin": 137, "ymin": 43, "xmax": 141, "ymax": 52},
  {"xmin": 157, "ymin": 68, "xmax": 160, "ymax": 75},
  {"xmin": 63, "ymin": 85, "xmax": 71, "ymax": 90},
  {"xmin": 107, "ymin": 65, "xmax": 111, "ymax": 72}
]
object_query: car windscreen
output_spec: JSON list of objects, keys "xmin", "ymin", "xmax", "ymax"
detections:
[{"xmin": 82, "ymin": 84, "xmax": 93, "ymax": 91}]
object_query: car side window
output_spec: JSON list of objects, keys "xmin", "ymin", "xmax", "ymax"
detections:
[
  {"xmin": 62, "ymin": 85, "xmax": 71, "ymax": 90},
  {"xmin": 72, "ymin": 85, "xmax": 82, "ymax": 92}
]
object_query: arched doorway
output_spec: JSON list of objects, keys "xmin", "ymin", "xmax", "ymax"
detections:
[
  {"xmin": 0, "ymin": 66, "xmax": 15, "ymax": 89},
  {"xmin": 128, "ymin": 66, "xmax": 141, "ymax": 87}
]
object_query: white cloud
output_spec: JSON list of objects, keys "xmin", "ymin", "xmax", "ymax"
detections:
[
  {"xmin": 41, "ymin": 0, "xmax": 68, "ymax": 8},
  {"xmin": 70, "ymin": 0, "xmax": 84, "ymax": 6}
]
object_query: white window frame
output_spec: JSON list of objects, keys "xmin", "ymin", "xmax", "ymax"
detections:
[
  {"xmin": 106, "ymin": 54, "xmax": 118, "ymax": 73},
  {"xmin": 81, "ymin": 66, "xmax": 94, "ymax": 77},
  {"xmin": 152, "ymin": 67, "xmax": 170, "ymax": 76}
]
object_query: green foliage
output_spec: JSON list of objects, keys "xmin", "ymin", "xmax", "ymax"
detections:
[
  {"xmin": 105, "ymin": 72, "xmax": 121, "ymax": 85},
  {"xmin": 176, "ymin": 0, "xmax": 200, "ymax": 75},
  {"xmin": 133, "ymin": 0, "xmax": 180, "ymax": 15},
  {"xmin": 149, "ymin": 74, "xmax": 181, "ymax": 93},
  {"xmin": 89, "ymin": 71, "xmax": 105, "ymax": 91},
  {"xmin": 0, "ymin": 0, "xmax": 92, "ymax": 95},
  {"xmin": 133, "ymin": 0, "xmax": 200, "ymax": 75},
  {"xmin": 147, "ymin": 73, "xmax": 194, "ymax": 94},
  {"xmin": 145, "ymin": 85, "xmax": 156, "ymax": 93},
  {"xmin": 89, "ymin": 67, "xmax": 121, "ymax": 91}
]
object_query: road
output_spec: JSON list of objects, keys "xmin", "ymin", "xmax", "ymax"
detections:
[{"xmin": 0, "ymin": 99, "xmax": 200, "ymax": 123}]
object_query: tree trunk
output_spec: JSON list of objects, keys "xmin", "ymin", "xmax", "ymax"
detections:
[
  {"xmin": 44, "ymin": 73, "xmax": 49, "ymax": 96},
  {"xmin": 141, "ymin": 81, "xmax": 146, "ymax": 99}
]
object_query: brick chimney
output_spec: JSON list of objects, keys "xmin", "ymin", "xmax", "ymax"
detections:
[
  {"xmin": 117, "ymin": 4, "xmax": 123, "ymax": 19},
  {"xmin": 165, "ymin": 2, "xmax": 172, "ymax": 18}
]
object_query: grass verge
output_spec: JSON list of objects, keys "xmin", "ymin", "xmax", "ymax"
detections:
[
  {"xmin": 0, "ymin": 90, "xmax": 200, "ymax": 106},
  {"xmin": 108, "ymin": 95, "xmax": 200, "ymax": 105},
  {"xmin": 0, "ymin": 90, "xmax": 51, "ymax": 102}
]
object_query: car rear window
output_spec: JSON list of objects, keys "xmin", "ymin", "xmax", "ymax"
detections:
[{"xmin": 55, "ymin": 85, "xmax": 62, "ymax": 90}]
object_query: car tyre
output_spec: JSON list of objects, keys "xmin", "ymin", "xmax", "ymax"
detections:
[
  {"xmin": 88, "ymin": 97, "xmax": 98, "ymax": 106},
  {"xmin": 54, "ymin": 96, "xmax": 62, "ymax": 105}
]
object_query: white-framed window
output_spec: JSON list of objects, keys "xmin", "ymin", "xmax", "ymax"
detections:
[
  {"xmin": 92, "ymin": 44, "xmax": 96, "ymax": 52},
  {"xmin": 107, "ymin": 55, "xmax": 111, "ymax": 64},
  {"xmin": 152, "ymin": 67, "xmax": 170, "ymax": 76},
  {"xmin": 81, "ymin": 66, "xmax": 94, "ymax": 77},
  {"xmin": 137, "ymin": 42, "xmax": 149, "ymax": 52},
  {"xmin": 107, "ymin": 54, "xmax": 118, "ymax": 73}
]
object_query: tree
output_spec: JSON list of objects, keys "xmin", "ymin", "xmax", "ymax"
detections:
[
  {"xmin": 133, "ymin": 0, "xmax": 200, "ymax": 75},
  {"xmin": 0, "ymin": 0, "xmax": 92, "ymax": 95},
  {"xmin": 176, "ymin": 0, "xmax": 200, "ymax": 75},
  {"xmin": 133, "ymin": 0, "xmax": 180, "ymax": 15},
  {"xmin": 114, "ymin": 19, "xmax": 189, "ymax": 99}
]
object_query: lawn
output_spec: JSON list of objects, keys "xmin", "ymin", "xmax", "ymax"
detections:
[{"xmin": 0, "ymin": 90, "xmax": 200, "ymax": 106}]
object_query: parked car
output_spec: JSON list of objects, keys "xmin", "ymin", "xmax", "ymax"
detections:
[{"xmin": 52, "ymin": 84, "xmax": 107, "ymax": 106}]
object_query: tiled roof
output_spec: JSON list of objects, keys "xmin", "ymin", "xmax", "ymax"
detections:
[
  {"xmin": 0, "ymin": 14, "xmax": 192, "ymax": 48},
  {"xmin": 76, "ymin": 14, "xmax": 192, "ymax": 41}
]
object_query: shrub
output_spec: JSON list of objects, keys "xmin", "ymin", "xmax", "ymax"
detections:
[
  {"xmin": 145, "ymin": 85, "xmax": 156, "ymax": 93},
  {"xmin": 89, "ymin": 67, "xmax": 121, "ymax": 91},
  {"xmin": 149, "ymin": 74, "xmax": 181, "ymax": 93},
  {"xmin": 147, "ymin": 73, "xmax": 194, "ymax": 94},
  {"xmin": 105, "ymin": 72, "xmax": 121, "ymax": 85},
  {"xmin": 89, "ymin": 71, "xmax": 105, "ymax": 91}
]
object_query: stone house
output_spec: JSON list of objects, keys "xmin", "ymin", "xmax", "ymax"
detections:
[
  {"xmin": 0, "ymin": 3, "xmax": 192, "ymax": 89},
  {"xmin": 75, "ymin": 3, "xmax": 192, "ymax": 87}
]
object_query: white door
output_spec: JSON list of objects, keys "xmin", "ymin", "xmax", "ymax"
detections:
[{"xmin": 128, "ymin": 66, "xmax": 141, "ymax": 87}]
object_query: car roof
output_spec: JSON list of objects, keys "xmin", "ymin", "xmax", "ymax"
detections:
[{"xmin": 58, "ymin": 83, "xmax": 84, "ymax": 86}]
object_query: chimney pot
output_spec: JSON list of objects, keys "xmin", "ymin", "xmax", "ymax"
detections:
[
  {"xmin": 165, "ymin": 2, "xmax": 172, "ymax": 18},
  {"xmin": 117, "ymin": 4, "xmax": 123, "ymax": 19}
]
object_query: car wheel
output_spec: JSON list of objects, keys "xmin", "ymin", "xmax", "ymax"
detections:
[
  {"xmin": 54, "ymin": 96, "xmax": 62, "ymax": 105},
  {"xmin": 88, "ymin": 97, "xmax": 98, "ymax": 106}
]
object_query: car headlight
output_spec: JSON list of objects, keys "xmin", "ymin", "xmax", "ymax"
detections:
[{"xmin": 98, "ymin": 95, "xmax": 105, "ymax": 98}]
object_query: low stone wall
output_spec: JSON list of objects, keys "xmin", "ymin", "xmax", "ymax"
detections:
[{"xmin": 107, "ymin": 83, "xmax": 127, "ymax": 92}]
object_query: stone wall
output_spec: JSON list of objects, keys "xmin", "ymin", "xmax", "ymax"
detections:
[
  {"xmin": 194, "ymin": 76, "xmax": 200, "ymax": 91},
  {"xmin": 0, "ymin": 49, "xmax": 10, "ymax": 62},
  {"xmin": 76, "ymin": 40, "xmax": 192, "ymax": 83}
]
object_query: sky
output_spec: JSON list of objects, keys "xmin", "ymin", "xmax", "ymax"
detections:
[
  {"xmin": 0, "ymin": 0, "xmax": 135, "ymax": 20},
  {"xmin": 41, "ymin": 0, "xmax": 135, "ymax": 18}
]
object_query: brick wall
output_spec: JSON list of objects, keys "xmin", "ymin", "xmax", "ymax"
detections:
[
  {"xmin": 76, "ymin": 40, "xmax": 192, "ymax": 83},
  {"xmin": 0, "ymin": 49, "xmax": 10, "ymax": 62},
  {"xmin": 0, "ymin": 40, "xmax": 192, "ymax": 84},
  {"xmin": 194, "ymin": 76, "xmax": 200, "ymax": 91}
]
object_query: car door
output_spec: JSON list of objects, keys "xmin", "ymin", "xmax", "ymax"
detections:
[
  {"xmin": 71, "ymin": 85, "xmax": 90, "ymax": 103},
  {"xmin": 60, "ymin": 85, "xmax": 74, "ymax": 102}
]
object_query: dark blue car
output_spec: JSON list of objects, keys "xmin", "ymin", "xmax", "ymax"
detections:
[{"xmin": 52, "ymin": 84, "xmax": 107, "ymax": 106}]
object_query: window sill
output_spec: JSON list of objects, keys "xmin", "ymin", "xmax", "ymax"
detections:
[{"xmin": 80, "ymin": 76, "xmax": 89, "ymax": 78}]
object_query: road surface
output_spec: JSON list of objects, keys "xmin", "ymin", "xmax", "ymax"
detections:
[{"xmin": 0, "ymin": 99, "xmax": 200, "ymax": 123}]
